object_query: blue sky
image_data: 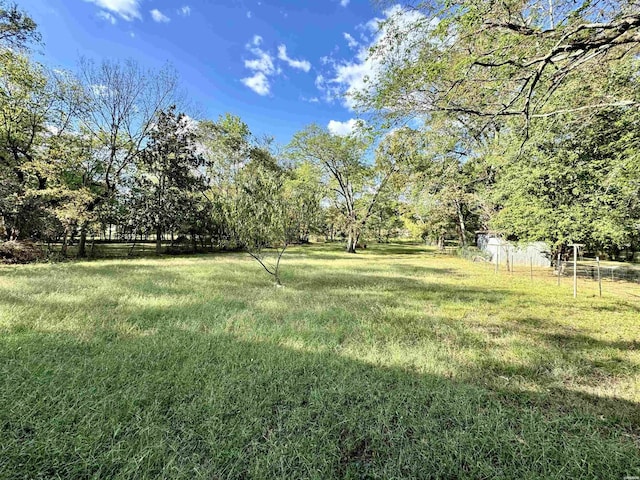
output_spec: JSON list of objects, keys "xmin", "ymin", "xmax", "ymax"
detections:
[{"xmin": 20, "ymin": 0, "xmax": 396, "ymax": 145}]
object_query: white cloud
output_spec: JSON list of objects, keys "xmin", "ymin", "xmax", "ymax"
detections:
[
  {"xmin": 240, "ymin": 36, "xmax": 310, "ymax": 96},
  {"xmin": 343, "ymin": 32, "xmax": 358, "ymax": 49},
  {"xmin": 178, "ymin": 6, "xmax": 191, "ymax": 16},
  {"xmin": 242, "ymin": 72, "xmax": 270, "ymax": 96},
  {"xmin": 327, "ymin": 119, "xmax": 359, "ymax": 136},
  {"xmin": 319, "ymin": 6, "xmax": 427, "ymax": 110},
  {"xmin": 247, "ymin": 10, "xmax": 252, "ymax": 18},
  {"xmin": 84, "ymin": 0, "xmax": 141, "ymax": 21},
  {"xmin": 340, "ymin": 0, "xmax": 350, "ymax": 6},
  {"xmin": 98, "ymin": 11, "xmax": 117, "ymax": 24},
  {"xmin": 245, "ymin": 49, "xmax": 275, "ymax": 75},
  {"xmin": 277, "ymin": 45, "xmax": 311, "ymax": 72},
  {"xmin": 241, "ymin": 36, "xmax": 276, "ymax": 95},
  {"xmin": 150, "ymin": 9, "xmax": 170, "ymax": 23}
]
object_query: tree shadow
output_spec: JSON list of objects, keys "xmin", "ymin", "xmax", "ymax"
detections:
[
  {"xmin": 1, "ymin": 331, "xmax": 638, "ymax": 479},
  {"xmin": 2, "ymin": 250, "xmax": 640, "ymax": 478}
]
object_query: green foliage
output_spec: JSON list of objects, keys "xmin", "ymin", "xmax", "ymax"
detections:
[
  {"xmin": 136, "ymin": 106, "xmax": 205, "ymax": 252},
  {"xmin": 489, "ymin": 107, "xmax": 640, "ymax": 254},
  {"xmin": 234, "ymin": 146, "xmax": 297, "ymax": 285},
  {"xmin": 363, "ymin": 0, "xmax": 639, "ymax": 131},
  {"xmin": 287, "ymin": 124, "xmax": 398, "ymax": 253},
  {"xmin": 0, "ymin": 1, "xmax": 40, "ymax": 50}
]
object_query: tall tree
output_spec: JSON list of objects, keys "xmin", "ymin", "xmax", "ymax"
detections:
[
  {"xmin": 287, "ymin": 124, "xmax": 398, "ymax": 253},
  {"xmin": 197, "ymin": 114, "xmax": 255, "ymax": 248},
  {"xmin": 138, "ymin": 106, "xmax": 204, "ymax": 254},
  {"xmin": 75, "ymin": 58, "xmax": 181, "ymax": 256},
  {"xmin": 488, "ymin": 106, "xmax": 640, "ymax": 258},
  {"xmin": 0, "ymin": 1, "xmax": 40, "ymax": 51},
  {"xmin": 284, "ymin": 161, "xmax": 325, "ymax": 243},
  {"xmin": 0, "ymin": 51, "xmax": 85, "ymax": 242}
]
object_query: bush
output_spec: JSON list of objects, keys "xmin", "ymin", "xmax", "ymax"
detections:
[{"xmin": 0, "ymin": 241, "xmax": 45, "ymax": 264}]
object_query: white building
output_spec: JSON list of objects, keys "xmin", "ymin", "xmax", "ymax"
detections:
[{"xmin": 476, "ymin": 233, "xmax": 551, "ymax": 267}]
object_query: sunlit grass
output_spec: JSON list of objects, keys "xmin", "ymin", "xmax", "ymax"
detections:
[{"xmin": 1, "ymin": 243, "xmax": 639, "ymax": 478}]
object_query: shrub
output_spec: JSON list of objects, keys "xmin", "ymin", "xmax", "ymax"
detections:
[{"xmin": 0, "ymin": 241, "xmax": 45, "ymax": 264}]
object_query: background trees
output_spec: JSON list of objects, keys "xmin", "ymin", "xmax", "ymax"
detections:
[{"xmin": 1, "ymin": 0, "xmax": 639, "ymax": 266}]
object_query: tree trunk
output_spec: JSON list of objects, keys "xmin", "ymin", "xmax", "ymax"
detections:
[
  {"xmin": 77, "ymin": 226, "xmax": 88, "ymax": 258},
  {"xmin": 455, "ymin": 199, "xmax": 467, "ymax": 247},
  {"xmin": 0, "ymin": 216, "xmax": 7, "ymax": 240},
  {"xmin": 346, "ymin": 229, "xmax": 357, "ymax": 253},
  {"xmin": 62, "ymin": 227, "xmax": 69, "ymax": 257},
  {"xmin": 156, "ymin": 225, "xmax": 162, "ymax": 254},
  {"xmin": 191, "ymin": 233, "xmax": 197, "ymax": 253}
]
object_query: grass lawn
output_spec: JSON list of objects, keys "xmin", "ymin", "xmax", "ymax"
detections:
[{"xmin": 1, "ymin": 243, "xmax": 639, "ymax": 479}]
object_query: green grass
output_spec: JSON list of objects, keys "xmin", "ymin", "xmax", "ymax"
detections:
[{"xmin": 1, "ymin": 243, "xmax": 639, "ymax": 479}]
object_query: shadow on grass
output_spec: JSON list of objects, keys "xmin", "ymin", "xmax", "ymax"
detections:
[
  {"xmin": 2, "ymin": 251, "xmax": 640, "ymax": 477},
  {"xmin": 1, "ymin": 330, "xmax": 639, "ymax": 479}
]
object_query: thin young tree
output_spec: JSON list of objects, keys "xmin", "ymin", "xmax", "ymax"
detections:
[{"xmin": 234, "ymin": 147, "xmax": 298, "ymax": 286}]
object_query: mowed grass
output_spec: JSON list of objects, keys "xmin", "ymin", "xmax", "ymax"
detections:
[{"xmin": 1, "ymin": 243, "xmax": 639, "ymax": 479}]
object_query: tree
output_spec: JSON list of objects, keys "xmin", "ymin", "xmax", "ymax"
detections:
[
  {"xmin": 138, "ymin": 106, "xmax": 204, "ymax": 254},
  {"xmin": 234, "ymin": 147, "xmax": 297, "ymax": 286},
  {"xmin": 75, "ymin": 58, "xmax": 181, "ymax": 256},
  {"xmin": 0, "ymin": 1, "xmax": 40, "ymax": 51},
  {"xmin": 0, "ymin": 51, "xmax": 85, "ymax": 242},
  {"xmin": 284, "ymin": 161, "xmax": 325, "ymax": 243},
  {"xmin": 488, "ymin": 106, "xmax": 640, "ymax": 259},
  {"xmin": 287, "ymin": 124, "xmax": 398, "ymax": 253},
  {"xmin": 197, "ymin": 114, "xmax": 255, "ymax": 249},
  {"xmin": 361, "ymin": 1, "xmax": 640, "ymax": 134},
  {"xmin": 402, "ymin": 120, "xmax": 489, "ymax": 247}
]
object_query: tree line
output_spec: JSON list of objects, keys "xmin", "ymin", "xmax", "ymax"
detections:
[{"xmin": 1, "ymin": 0, "xmax": 639, "ymax": 276}]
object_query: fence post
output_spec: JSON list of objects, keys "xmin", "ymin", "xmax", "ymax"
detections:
[
  {"xmin": 495, "ymin": 246, "xmax": 499, "ymax": 274},
  {"xmin": 530, "ymin": 257, "xmax": 533, "ymax": 281},
  {"xmin": 570, "ymin": 244, "xmax": 579, "ymax": 299},
  {"xmin": 557, "ymin": 252, "xmax": 561, "ymax": 286},
  {"xmin": 573, "ymin": 246, "xmax": 577, "ymax": 298},
  {"xmin": 506, "ymin": 246, "xmax": 510, "ymax": 273},
  {"xmin": 596, "ymin": 256, "xmax": 602, "ymax": 297}
]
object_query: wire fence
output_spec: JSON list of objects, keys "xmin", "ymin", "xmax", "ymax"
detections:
[{"xmin": 459, "ymin": 248, "xmax": 640, "ymax": 299}]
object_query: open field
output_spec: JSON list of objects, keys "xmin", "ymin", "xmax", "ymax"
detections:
[{"xmin": 1, "ymin": 243, "xmax": 639, "ymax": 479}]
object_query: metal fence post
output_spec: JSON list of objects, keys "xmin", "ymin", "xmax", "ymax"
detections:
[{"xmin": 596, "ymin": 256, "xmax": 602, "ymax": 297}]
